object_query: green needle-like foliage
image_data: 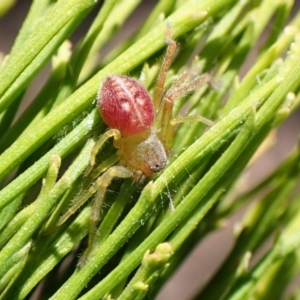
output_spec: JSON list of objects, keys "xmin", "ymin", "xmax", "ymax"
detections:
[{"xmin": 0, "ymin": 1, "xmax": 300, "ymax": 299}]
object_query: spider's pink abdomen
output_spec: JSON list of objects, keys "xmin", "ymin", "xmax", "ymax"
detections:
[{"xmin": 98, "ymin": 75, "xmax": 155, "ymax": 136}]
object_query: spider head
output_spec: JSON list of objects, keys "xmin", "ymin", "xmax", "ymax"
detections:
[{"xmin": 119, "ymin": 128, "xmax": 168, "ymax": 178}]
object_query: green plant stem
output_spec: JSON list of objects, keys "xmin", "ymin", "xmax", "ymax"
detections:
[
  {"xmin": 51, "ymin": 35, "xmax": 300, "ymax": 298},
  {"xmin": 199, "ymin": 0, "xmax": 251, "ymax": 71},
  {"xmin": 118, "ymin": 243, "xmax": 173, "ymax": 300},
  {"xmin": 259, "ymin": 0, "xmax": 294, "ymax": 52},
  {"xmin": 0, "ymin": 206, "xmax": 91, "ymax": 299},
  {"xmin": 96, "ymin": 181, "xmax": 138, "ymax": 245},
  {"xmin": 76, "ymin": 0, "xmax": 142, "ymax": 83},
  {"xmin": 101, "ymin": 0, "xmax": 175, "ymax": 66},
  {"xmin": 0, "ymin": 110, "xmax": 100, "ymax": 210},
  {"xmin": 0, "ymin": 155, "xmax": 60, "ymax": 248},
  {"xmin": 0, "ymin": 0, "xmax": 236, "ymax": 183},
  {"xmin": 0, "ymin": 241, "xmax": 31, "ymax": 292},
  {"xmin": 76, "ymin": 103, "xmax": 256, "ymax": 300},
  {"xmin": 218, "ymin": 148, "xmax": 300, "ymax": 218},
  {"xmin": 227, "ymin": 192, "xmax": 300, "ymax": 300},
  {"xmin": 0, "ymin": 0, "xmax": 95, "ymax": 112},
  {"xmin": 50, "ymin": 73, "xmax": 276, "ymax": 299},
  {"xmin": 9, "ymin": 0, "xmax": 52, "ymax": 56},
  {"xmin": 0, "ymin": 41, "xmax": 72, "ymax": 151},
  {"xmin": 0, "ymin": 140, "xmax": 94, "ymax": 279},
  {"xmin": 0, "ymin": 0, "xmax": 15, "ymax": 17},
  {"xmin": 71, "ymin": 0, "xmax": 118, "ymax": 80},
  {"xmin": 174, "ymin": 0, "xmax": 284, "ymax": 153},
  {"xmin": 0, "ymin": 195, "xmax": 23, "ymax": 231},
  {"xmin": 0, "ymin": 92, "xmax": 23, "ymax": 142},
  {"xmin": 1, "ymin": 1, "xmax": 299, "ymax": 299},
  {"xmin": 197, "ymin": 166, "xmax": 300, "ymax": 299},
  {"xmin": 0, "ymin": 13, "xmax": 88, "ymax": 141},
  {"xmin": 227, "ymin": 12, "xmax": 300, "ymax": 111}
]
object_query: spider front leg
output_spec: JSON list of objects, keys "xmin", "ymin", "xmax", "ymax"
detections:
[
  {"xmin": 152, "ymin": 24, "xmax": 177, "ymax": 110},
  {"xmin": 85, "ymin": 128, "xmax": 121, "ymax": 176},
  {"xmin": 79, "ymin": 165, "xmax": 133, "ymax": 267},
  {"xmin": 155, "ymin": 73, "xmax": 213, "ymax": 151}
]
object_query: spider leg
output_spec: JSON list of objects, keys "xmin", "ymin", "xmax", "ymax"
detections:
[
  {"xmin": 89, "ymin": 153, "xmax": 119, "ymax": 181},
  {"xmin": 57, "ymin": 154, "xmax": 119, "ymax": 226},
  {"xmin": 152, "ymin": 25, "xmax": 177, "ymax": 110},
  {"xmin": 154, "ymin": 71, "xmax": 192, "ymax": 130},
  {"xmin": 171, "ymin": 115, "xmax": 215, "ymax": 127},
  {"xmin": 79, "ymin": 166, "xmax": 133, "ymax": 267},
  {"xmin": 57, "ymin": 179, "xmax": 100, "ymax": 226},
  {"xmin": 85, "ymin": 128, "xmax": 121, "ymax": 177},
  {"xmin": 166, "ymin": 73, "xmax": 212, "ymax": 100},
  {"xmin": 156, "ymin": 73, "xmax": 212, "ymax": 150}
]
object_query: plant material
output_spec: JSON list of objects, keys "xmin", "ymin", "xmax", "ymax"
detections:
[{"xmin": 0, "ymin": 1, "xmax": 300, "ymax": 299}]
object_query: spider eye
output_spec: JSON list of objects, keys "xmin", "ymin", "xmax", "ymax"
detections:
[
  {"xmin": 151, "ymin": 164, "xmax": 162, "ymax": 172},
  {"xmin": 148, "ymin": 158, "xmax": 167, "ymax": 173},
  {"xmin": 99, "ymin": 75, "xmax": 155, "ymax": 136}
]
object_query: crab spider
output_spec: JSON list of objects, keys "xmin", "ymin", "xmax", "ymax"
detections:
[{"xmin": 58, "ymin": 27, "xmax": 212, "ymax": 266}]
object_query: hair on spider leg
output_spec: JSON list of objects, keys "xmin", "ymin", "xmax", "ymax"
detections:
[{"xmin": 183, "ymin": 56, "xmax": 222, "ymax": 92}]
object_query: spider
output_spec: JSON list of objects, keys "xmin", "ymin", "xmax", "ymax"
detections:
[{"xmin": 58, "ymin": 27, "xmax": 212, "ymax": 266}]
